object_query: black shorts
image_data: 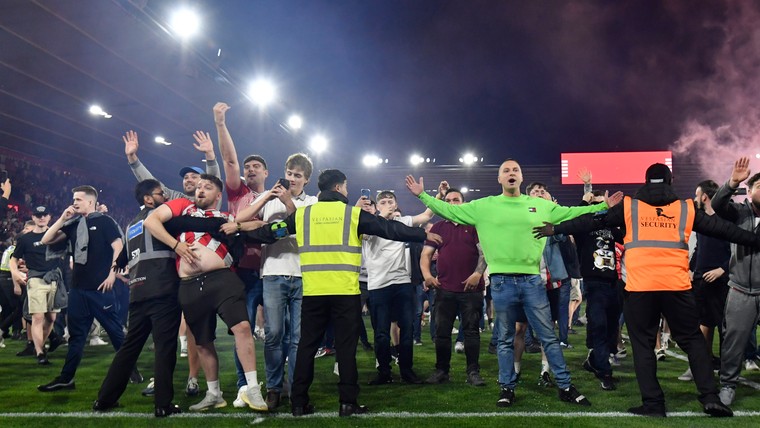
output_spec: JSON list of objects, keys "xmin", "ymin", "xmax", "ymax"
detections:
[
  {"xmin": 693, "ymin": 275, "xmax": 729, "ymax": 328},
  {"xmin": 179, "ymin": 268, "xmax": 249, "ymax": 346}
]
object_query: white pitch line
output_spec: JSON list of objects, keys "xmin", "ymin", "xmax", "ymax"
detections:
[{"xmin": 2, "ymin": 411, "xmax": 760, "ymax": 418}]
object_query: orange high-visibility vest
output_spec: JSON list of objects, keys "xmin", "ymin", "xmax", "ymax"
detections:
[{"xmin": 623, "ymin": 196, "xmax": 695, "ymax": 292}]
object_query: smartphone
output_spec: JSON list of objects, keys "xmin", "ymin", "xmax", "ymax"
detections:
[
  {"xmin": 0, "ymin": 170, "xmax": 7, "ymax": 183},
  {"xmin": 278, "ymin": 178, "xmax": 290, "ymax": 190},
  {"xmin": 361, "ymin": 188, "xmax": 371, "ymax": 199}
]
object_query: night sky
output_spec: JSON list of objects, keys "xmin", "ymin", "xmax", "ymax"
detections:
[{"xmin": 144, "ymin": 0, "xmax": 760, "ymax": 177}]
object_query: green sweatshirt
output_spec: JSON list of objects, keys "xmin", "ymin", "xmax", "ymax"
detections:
[{"xmin": 418, "ymin": 192, "xmax": 607, "ymax": 275}]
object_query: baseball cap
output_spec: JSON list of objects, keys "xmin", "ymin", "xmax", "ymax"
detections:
[
  {"xmin": 33, "ymin": 206, "xmax": 49, "ymax": 216},
  {"xmin": 179, "ymin": 166, "xmax": 204, "ymax": 178},
  {"xmin": 645, "ymin": 163, "xmax": 673, "ymax": 185}
]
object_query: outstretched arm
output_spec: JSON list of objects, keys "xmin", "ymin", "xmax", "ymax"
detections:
[{"xmin": 214, "ymin": 102, "xmax": 243, "ymax": 192}]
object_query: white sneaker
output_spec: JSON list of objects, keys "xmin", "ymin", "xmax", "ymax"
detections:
[
  {"xmin": 180, "ymin": 347, "xmax": 188, "ymax": 358},
  {"xmin": 677, "ymin": 368, "xmax": 693, "ymax": 381},
  {"xmin": 189, "ymin": 391, "xmax": 227, "ymax": 411},
  {"xmin": 719, "ymin": 386, "xmax": 735, "ymax": 406},
  {"xmin": 655, "ymin": 348, "xmax": 666, "ymax": 361},
  {"xmin": 452, "ymin": 327, "xmax": 459, "ymax": 335},
  {"xmin": 334, "ymin": 361, "xmax": 340, "ymax": 376},
  {"xmin": 745, "ymin": 359, "xmax": 760, "ymax": 371},
  {"xmin": 242, "ymin": 384, "xmax": 268, "ymax": 411},
  {"xmin": 0, "ymin": 336, "xmax": 5, "ymax": 348},
  {"xmin": 89, "ymin": 337, "xmax": 109, "ymax": 346},
  {"xmin": 455, "ymin": 341, "xmax": 465, "ymax": 354},
  {"xmin": 186, "ymin": 377, "xmax": 200, "ymax": 396},
  {"xmin": 254, "ymin": 326, "xmax": 265, "ymax": 341},
  {"xmin": 233, "ymin": 385, "xmax": 248, "ymax": 408}
]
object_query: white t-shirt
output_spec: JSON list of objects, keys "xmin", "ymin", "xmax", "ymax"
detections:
[
  {"xmin": 364, "ymin": 215, "xmax": 414, "ymax": 290},
  {"xmin": 254, "ymin": 191, "xmax": 318, "ymax": 277}
]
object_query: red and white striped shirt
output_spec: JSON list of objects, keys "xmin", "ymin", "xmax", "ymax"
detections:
[{"xmin": 166, "ymin": 198, "xmax": 235, "ymax": 267}]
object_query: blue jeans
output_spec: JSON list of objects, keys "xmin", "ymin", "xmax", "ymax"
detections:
[
  {"xmin": 369, "ymin": 283, "xmax": 415, "ymax": 377},
  {"xmin": 584, "ymin": 279, "xmax": 620, "ymax": 376},
  {"xmin": 491, "ymin": 274, "xmax": 571, "ymax": 389},
  {"xmin": 234, "ymin": 268, "xmax": 264, "ymax": 388},
  {"xmin": 413, "ymin": 284, "xmax": 436, "ymax": 342},
  {"xmin": 261, "ymin": 275, "xmax": 302, "ymax": 392},
  {"xmin": 61, "ymin": 288, "xmax": 125, "ymax": 381}
]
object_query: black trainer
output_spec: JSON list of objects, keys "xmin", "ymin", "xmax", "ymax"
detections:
[
  {"xmin": 558, "ymin": 384, "xmax": 591, "ymax": 406},
  {"xmin": 401, "ymin": 371, "xmax": 424, "ymax": 384},
  {"xmin": 367, "ymin": 374, "xmax": 393, "ymax": 385},
  {"xmin": 47, "ymin": 334, "xmax": 66, "ymax": 353},
  {"xmin": 538, "ymin": 371, "xmax": 555, "ymax": 388},
  {"xmin": 38, "ymin": 376, "xmax": 75, "ymax": 392},
  {"xmin": 17, "ymin": 341, "xmax": 35, "ymax": 357},
  {"xmin": 425, "ymin": 369, "xmax": 450, "ymax": 384},
  {"xmin": 37, "ymin": 351, "xmax": 50, "ymax": 366},
  {"xmin": 466, "ymin": 372, "xmax": 486, "ymax": 387},
  {"xmin": 599, "ymin": 375, "xmax": 616, "ymax": 391},
  {"xmin": 92, "ymin": 400, "xmax": 119, "ymax": 412},
  {"xmin": 497, "ymin": 387, "xmax": 515, "ymax": 407},
  {"xmin": 129, "ymin": 367, "xmax": 144, "ymax": 384},
  {"xmin": 703, "ymin": 401, "xmax": 733, "ymax": 418},
  {"xmin": 628, "ymin": 405, "xmax": 666, "ymax": 417},
  {"xmin": 339, "ymin": 403, "xmax": 369, "ymax": 417},
  {"xmin": 155, "ymin": 404, "xmax": 182, "ymax": 418}
]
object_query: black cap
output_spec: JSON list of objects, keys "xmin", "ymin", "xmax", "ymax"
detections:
[
  {"xmin": 179, "ymin": 166, "xmax": 203, "ymax": 178},
  {"xmin": 32, "ymin": 206, "xmax": 49, "ymax": 216},
  {"xmin": 645, "ymin": 163, "xmax": 673, "ymax": 185}
]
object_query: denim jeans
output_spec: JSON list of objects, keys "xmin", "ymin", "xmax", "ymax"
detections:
[
  {"xmin": 261, "ymin": 275, "xmax": 303, "ymax": 392},
  {"xmin": 369, "ymin": 283, "xmax": 415, "ymax": 377},
  {"xmin": 491, "ymin": 274, "xmax": 571, "ymax": 389},
  {"xmin": 584, "ymin": 279, "xmax": 620, "ymax": 376},
  {"xmin": 413, "ymin": 283, "xmax": 436, "ymax": 342},
  {"xmin": 234, "ymin": 268, "xmax": 264, "ymax": 388}
]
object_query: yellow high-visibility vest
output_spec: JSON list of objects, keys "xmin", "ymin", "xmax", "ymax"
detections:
[{"xmin": 296, "ymin": 201, "xmax": 362, "ymax": 296}]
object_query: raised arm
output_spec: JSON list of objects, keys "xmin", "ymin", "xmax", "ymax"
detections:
[
  {"xmin": 712, "ymin": 157, "xmax": 751, "ymax": 222},
  {"xmin": 192, "ymin": 131, "xmax": 221, "ymax": 180},
  {"xmin": 406, "ymin": 176, "xmax": 479, "ymax": 226},
  {"xmin": 213, "ymin": 102, "xmax": 243, "ymax": 191},
  {"xmin": 124, "ymin": 130, "xmax": 184, "ymax": 200},
  {"xmin": 42, "ymin": 206, "xmax": 76, "ymax": 245}
]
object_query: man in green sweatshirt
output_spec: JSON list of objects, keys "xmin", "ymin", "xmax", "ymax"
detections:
[{"xmin": 405, "ymin": 159, "xmax": 622, "ymax": 408}]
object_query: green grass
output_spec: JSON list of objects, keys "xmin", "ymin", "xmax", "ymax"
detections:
[{"xmin": 1, "ymin": 316, "xmax": 759, "ymax": 427}]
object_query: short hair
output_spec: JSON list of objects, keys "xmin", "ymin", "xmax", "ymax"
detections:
[
  {"xmin": 285, "ymin": 153, "xmax": 313, "ymax": 180},
  {"xmin": 445, "ymin": 188, "xmax": 466, "ymax": 202},
  {"xmin": 72, "ymin": 185, "xmax": 98, "ymax": 201},
  {"xmin": 377, "ymin": 191, "xmax": 396, "ymax": 202},
  {"xmin": 135, "ymin": 179, "xmax": 162, "ymax": 206},
  {"xmin": 525, "ymin": 182, "xmax": 548, "ymax": 193},
  {"xmin": 243, "ymin": 155, "xmax": 268, "ymax": 170},
  {"xmin": 591, "ymin": 190, "xmax": 605, "ymax": 197},
  {"xmin": 317, "ymin": 169, "xmax": 346, "ymax": 192},
  {"xmin": 747, "ymin": 173, "xmax": 760, "ymax": 190},
  {"xmin": 696, "ymin": 180, "xmax": 719, "ymax": 199},
  {"xmin": 199, "ymin": 174, "xmax": 224, "ymax": 192}
]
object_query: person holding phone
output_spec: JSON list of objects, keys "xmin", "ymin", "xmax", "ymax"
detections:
[{"xmin": 226, "ymin": 153, "xmax": 318, "ymax": 410}]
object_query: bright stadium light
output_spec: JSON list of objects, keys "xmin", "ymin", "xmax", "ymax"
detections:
[
  {"xmin": 287, "ymin": 114, "xmax": 303, "ymax": 130},
  {"xmin": 154, "ymin": 136, "xmax": 172, "ymax": 146},
  {"xmin": 461, "ymin": 186, "xmax": 470, "ymax": 193},
  {"xmin": 362, "ymin": 154, "xmax": 384, "ymax": 167},
  {"xmin": 248, "ymin": 78, "xmax": 277, "ymax": 108},
  {"xmin": 309, "ymin": 135, "xmax": 328, "ymax": 153},
  {"xmin": 89, "ymin": 104, "xmax": 112, "ymax": 118},
  {"xmin": 410, "ymin": 154, "xmax": 424, "ymax": 166},
  {"xmin": 461, "ymin": 153, "xmax": 478, "ymax": 165},
  {"xmin": 169, "ymin": 8, "xmax": 201, "ymax": 39}
]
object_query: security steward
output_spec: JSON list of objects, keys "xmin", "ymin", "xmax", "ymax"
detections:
[
  {"xmin": 93, "ymin": 180, "xmax": 225, "ymax": 417},
  {"xmin": 245, "ymin": 169, "xmax": 441, "ymax": 417},
  {"xmin": 533, "ymin": 163, "xmax": 760, "ymax": 418}
]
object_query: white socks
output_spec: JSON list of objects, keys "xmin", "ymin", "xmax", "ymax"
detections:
[
  {"xmin": 207, "ymin": 380, "xmax": 220, "ymax": 396},
  {"xmin": 179, "ymin": 335, "xmax": 188, "ymax": 350},
  {"xmin": 244, "ymin": 371, "xmax": 259, "ymax": 387},
  {"xmin": 514, "ymin": 361, "xmax": 521, "ymax": 373}
]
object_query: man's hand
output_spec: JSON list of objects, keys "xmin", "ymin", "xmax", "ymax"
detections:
[
  {"xmin": 423, "ymin": 275, "xmax": 441, "ymax": 289},
  {"xmin": 213, "ymin": 102, "xmax": 230, "ymax": 125},
  {"xmin": 577, "ymin": 167, "xmax": 592, "ymax": 185},
  {"xmin": 730, "ymin": 157, "xmax": 751, "ymax": 188},
  {"xmin": 123, "ymin": 130, "xmax": 139, "ymax": 158},
  {"xmin": 12, "ymin": 271, "xmax": 27, "ymax": 286},
  {"xmin": 1, "ymin": 178, "xmax": 11, "ymax": 199},
  {"xmin": 582, "ymin": 192, "xmax": 594, "ymax": 203},
  {"xmin": 13, "ymin": 282, "xmax": 22, "ymax": 296},
  {"xmin": 60, "ymin": 206, "xmax": 77, "ymax": 222},
  {"xmin": 267, "ymin": 183, "xmax": 287, "ymax": 201},
  {"xmin": 356, "ymin": 197, "xmax": 373, "ymax": 213},
  {"xmin": 97, "ymin": 270, "xmax": 116, "ymax": 292},
  {"xmin": 605, "ymin": 191, "xmax": 624, "ymax": 208},
  {"xmin": 462, "ymin": 272, "xmax": 482, "ymax": 291},
  {"xmin": 533, "ymin": 222, "xmax": 555, "ymax": 239},
  {"xmin": 174, "ymin": 241, "xmax": 201, "ymax": 265},
  {"xmin": 425, "ymin": 231, "xmax": 443, "ymax": 245},
  {"xmin": 405, "ymin": 175, "xmax": 425, "ymax": 197},
  {"xmin": 192, "ymin": 131, "xmax": 215, "ymax": 155},
  {"xmin": 96, "ymin": 203, "xmax": 108, "ymax": 213},
  {"xmin": 437, "ymin": 180, "xmax": 449, "ymax": 198},
  {"xmin": 702, "ymin": 267, "xmax": 725, "ymax": 283}
]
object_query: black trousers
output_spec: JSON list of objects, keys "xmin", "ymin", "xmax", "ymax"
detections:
[
  {"xmin": 97, "ymin": 293, "xmax": 181, "ymax": 408},
  {"xmin": 0, "ymin": 272, "xmax": 23, "ymax": 333},
  {"xmin": 434, "ymin": 289, "xmax": 482, "ymax": 374},
  {"xmin": 292, "ymin": 294, "xmax": 361, "ymax": 407},
  {"xmin": 624, "ymin": 290, "xmax": 719, "ymax": 409}
]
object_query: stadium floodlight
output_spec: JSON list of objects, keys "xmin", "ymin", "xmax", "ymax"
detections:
[
  {"xmin": 410, "ymin": 154, "xmax": 424, "ymax": 166},
  {"xmin": 461, "ymin": 186, "xmax": 469, "ymax": 193},
  {"xmin": 461, "ymin": 153, "xmax": 478, "ymax": 165},
  {"xmin": 309, "ymin": 135, "xmax": 328, "ymax": 153},
  {"xmin": 362, "ymin": 154, "xmax": 384, "ymax": 167},
  {"xmin": 169, "ymin": 8, "xmax": 201, "ymax": 39},
  {"xmin": 154, "ymin": 136, "xmax": 172, "ymax": 146},
  {"xmin": 248, "ymin": 78, "xmax": 277, "ymax": 108},
  {"xmin": 89, "ymin": 105, "xmax": 112, "ymax": 118},
  {"xmin": 287, "ymin": 114, "xmax": 303, "ymax": 130}
]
